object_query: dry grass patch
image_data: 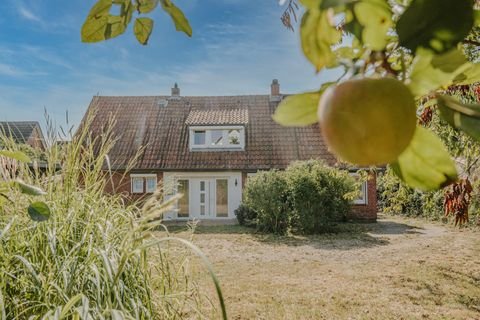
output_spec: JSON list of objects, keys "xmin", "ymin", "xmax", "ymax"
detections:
[{"xmin": 162, "ymin": 215, "xmax": 480, "ymax": 319}]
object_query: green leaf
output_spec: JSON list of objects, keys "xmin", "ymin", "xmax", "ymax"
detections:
[
  {"xmin": 86, "ymin": 0, "xmax": 112, "ymax": 18},
  {"xmin": 453, "ymin": 63, "xmax": 480, "ymax": 85},
  {"xmin": 437, "ymin": 95, "xmax": 480, "ymax": 141},
  {"xmin": 408, "ymin": 48, "xmax": 471, "ymax": 97},
  {"xmin": 136, "ymin": 0, "xmax": 159, "ymax": 14},
  {"xmin": 353, "ymin": 0, "xmax": 392, "ymax": 51},
  {"xmin": 273, "ymin": 94, "xmax": 319, "ymax": 127},
  {"xmin": 105, "ymin": 15, "xmax": 127, "ymax": 39},
  {"xmin": 15, "ymin": 180, "xmax": 47, "ymax": 196},
  {"xmin": 0, "ymin": 150, "xmax": 31, "ymax": 163},
  {"xmin": 28, "ymin": 201, "xmax": 51, "ymax": 222},
  {"xmin": 273, "ymin": 83, "xmax": 334, "ymax": 127},
  {"xmin": 81, "ymin": 0, "xmax": 112, "ymax": 43},
  {"xmin": 391, "ymin": 126, "xmax": 458, "ymax": 191},
  {"xmin": 160, "ymin": 0, "xmax": 192, "ymax": 37},
  {"xmin": 299, "ymin": 0, "xmax": 322, "ymax": 9},
  {"xmin": 300, "ymin": 8, "xmax": 341, "ymax": 72},
  {"xmin": 320, "ymin": 0, "xmax": 356, "ymax": 9},
  {"xmin": 134, "ymin": 17, "xmax": 154, "ymax": 45},
  {"xmin": 397, "ymin": 0, "xmax": 474, "ymax": 54}
]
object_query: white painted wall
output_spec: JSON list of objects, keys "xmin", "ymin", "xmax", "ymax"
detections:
[{"xmin": 163, "ymin": 172, "xmax": 243, "ymax": 220}]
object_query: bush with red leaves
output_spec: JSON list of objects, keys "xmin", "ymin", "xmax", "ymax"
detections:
[{"xmin": 444, "ymin": 178, "xmax": 473, "ymax": 226}]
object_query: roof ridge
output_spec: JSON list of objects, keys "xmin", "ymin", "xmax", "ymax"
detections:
[{"xmin": 95, "ymin": 94, "xmax": 273, "ymax": 98}]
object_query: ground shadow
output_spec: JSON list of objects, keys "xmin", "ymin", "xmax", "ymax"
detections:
[
  {"xmin": 252, "ymin": 223, "xmax": 390, "ymax": 251},
  {"xmin": 366, "ymin": 219, "xmax": 423, "ymax": 236},
  {"xmin": 161, "ymin": 218, "xmax": 425, "ymax": 251}
]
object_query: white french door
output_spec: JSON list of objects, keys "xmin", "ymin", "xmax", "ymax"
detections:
[
  {"xmin": 198, "ymin": 180, "xmax": 211, "ymax": 218},
  {"xmin": 164, "ymin": 172, "xmax": 242, "ymax": 220},
  {"xmin": 192, "ymin": 178, "xmax": 229, "ymax": 218}
]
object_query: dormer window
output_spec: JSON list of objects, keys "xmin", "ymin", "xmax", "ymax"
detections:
[
  {"xmin": 194, "ymin": 130, "xmax": 206, "ymax": 145},
  {"xmin": 185, "ymin": 108, "xmax": 248, "ymax": 151},
  {"xmin": 190, "ymin": 126, "xmax": 245, "ymax": 150}
]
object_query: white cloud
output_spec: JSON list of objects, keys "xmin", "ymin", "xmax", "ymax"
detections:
[{"xmin": 17, "ymin": 6, "xmax": 43, "ymax": 24}]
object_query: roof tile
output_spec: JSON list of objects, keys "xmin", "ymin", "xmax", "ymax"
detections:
[{"xmin": 83, "ymin": 95, "xmax": 337, "ymax": 170}]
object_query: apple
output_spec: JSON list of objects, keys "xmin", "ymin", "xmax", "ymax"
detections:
[{"xmin": 318, "ymin": 77, "xmax": 417, "ymax": 165}]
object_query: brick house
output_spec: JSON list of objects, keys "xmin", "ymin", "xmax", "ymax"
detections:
[
  {"xmin": 83, "ymin": 80, "xmax": 377, "ymax": 222},
  {"xmin": 0, "ymin": 121, "xmax": 47, "ymax": 151}
]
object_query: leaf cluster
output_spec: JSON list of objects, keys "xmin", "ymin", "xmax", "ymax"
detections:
[
  {"xmin": 81, "ymin": 0, "xmax": 192, "ymax": 45},
  {"xmin": 275, "ymin": 0, "xmax": 480, "ymax": 192}
]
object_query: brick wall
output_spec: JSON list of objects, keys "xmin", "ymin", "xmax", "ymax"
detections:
[
  {"xmin": 104, "ymin": 170, "xmax": 163, "ymax": 202},
  {"xmin": 350, "ymin": 173, "xmax": 377, "ymax": 222},
  {"xmin": 106, "ymin": 170, "xmax": 377, "ymax": 222}
]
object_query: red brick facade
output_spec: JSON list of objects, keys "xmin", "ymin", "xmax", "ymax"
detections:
[
  {"xmin": 350, "ymin": 173, "xmax": 377, "ymax": 221},
  {"xmin": 104, "ymin": 171, "xmax": 164, "ymax": 202}
]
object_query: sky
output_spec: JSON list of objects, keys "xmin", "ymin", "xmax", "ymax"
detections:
[{"xmin": 0, "ymin": 0, "xmax": 340, "ymax": 129}]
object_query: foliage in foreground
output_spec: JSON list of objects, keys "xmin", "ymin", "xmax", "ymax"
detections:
[
  {"xmin": 379, "ymin": 87, "xmax": 480, "ymax": 226},
  {"xmin": 236, "ymin": 160, "xmax": 358, "ymax": 235},
  {"xmin": 0, "ymin": 116, "xmax": 223, "ymax": 319},
  {"xmin": 275, "ymin": 0, "xmax": 480, "ymax": 193}
]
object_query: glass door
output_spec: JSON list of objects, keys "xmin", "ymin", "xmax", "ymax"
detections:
[
  {"xmin": 199, "ymin": 180, "xmax": 210, "ymax": 218},
  {"xmin": 216, "ymin": 179, "xmax": 229, "ymax": 218}
]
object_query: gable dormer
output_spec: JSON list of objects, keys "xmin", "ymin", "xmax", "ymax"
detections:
[{"xmin": 185, "ymin": 109, "xmax": 248, "ymax": 151}]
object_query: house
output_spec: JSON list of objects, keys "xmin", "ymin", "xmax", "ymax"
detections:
[
  {"xmin": 0, "ymin": 121, "xmax": 47, "ymax": 151},
  {"xmin": 83, "ymin": 80, "xmax": 377, "ymax": 222}
]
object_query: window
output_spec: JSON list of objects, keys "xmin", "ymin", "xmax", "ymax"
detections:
[
  {"xmin": 132, "ymin": 177, "xmax": 144, "ymax": 194},
  {"xmin": 211, "ymin": 130, "xmax": 224, "ymax": 146},
  {"xmin": 228, "ymin": 129, "xmax": 240, "ymax": 145},
  {"xmin": 189, "ymin": 126, "xmax": 245, "ymax": 150},
  {"xmin": 193, "ymin": 131, "xmax": 206, "ymax": 145},
  {"xmin": 351, "ymin": 173, "xmax": 368, "ymax": 205},
  {"xmin": 146, "ymin": 177, "xmax": 157, "ymax": 193},
  {"xmin": 177, "ymin": 180, "xmax": 189, "ymax": 217},
  {"xmin": 199, "ymin": 180, "xmax": 207, "ymax": 216},
  {"xmin": 131, "ymin": 174, "xmax": 157, "ymax": 194},
  {"xmin": 216, "ymin": 179, "xmax": 228, "ymax": 217}
]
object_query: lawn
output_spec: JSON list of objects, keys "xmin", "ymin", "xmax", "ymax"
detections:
[{"xmin": 164, "ymin": 215, "xmax": 480, "ymax": 319}]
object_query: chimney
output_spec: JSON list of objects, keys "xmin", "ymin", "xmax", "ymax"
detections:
[
  {"xmin": 171, "ymin": 82, "xmax": 180, "ymax": 97},
  {"xmin": 270, "ymin": 79, "xmax": 281, "ymax": 102}
]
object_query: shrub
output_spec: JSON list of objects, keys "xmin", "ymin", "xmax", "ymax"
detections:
[
  {"xmin": 234, "ymin": 203, "xmax": 257, "ymax": 227},
  {"xmin": 286, "ymin": 160, "xmax": 356, "ymax": 234},
  {"xmin": 241, "ymin": 161, "xmax": 357, "ymax": 234},
  {"xmin": 244, "ymin": 170, "xmax": 290, "ymax": 234},
  {"xmin": 377, "ymin": 167, "xmax": 444, "ymax": 219}
]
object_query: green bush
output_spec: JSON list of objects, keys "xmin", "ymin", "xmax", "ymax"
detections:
[
  {"xmin": 286, "ymin": 161, "xmax": 356, "ymax": 234},
  {"xmin": 241, "ymin": 160, "xmax": 357, "ymax": 234},
  {"xmin": 244, "ymin": 170, "xmax": 290, "ymax": 234},
  {"xmin": 377, "ymin": 167, "xmax": 444, "ymax": 219},
  {"xmin": 234, "ymin": 203, "xmax": 257, "ymax": 227}
]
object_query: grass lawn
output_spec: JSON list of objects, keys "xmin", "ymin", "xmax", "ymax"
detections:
[{"xmin": 163, "ymin": 215, "xmax": 480, "ymax": 319}]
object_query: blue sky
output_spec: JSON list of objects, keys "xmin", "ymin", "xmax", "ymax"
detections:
[{"xmin": 0, "ymin": 0, "xmax": 340, "ymax": 129}]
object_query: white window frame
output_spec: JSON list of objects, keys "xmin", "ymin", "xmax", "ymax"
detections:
[
  {"xmin": 189, "ymin": 126, "xmax": 245, "ymax": 151},
  {"xmin": 350, "ymin": 173, "xmax": 368, "ymax": 205},
  {"xmin": 131, "ymin": 174, "xmax": 157, "ymax": 194}
]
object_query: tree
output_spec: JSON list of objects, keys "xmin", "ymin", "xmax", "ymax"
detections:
[{"xmin": 273, "ymin": 0, "xmax": 480, "ymax": 192}]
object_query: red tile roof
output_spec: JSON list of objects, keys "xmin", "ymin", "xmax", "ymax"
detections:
[
  {"xmin": 185, "ymin": 108, "xmax": 248, "ymax": 126},
  {"xmin": 84, "ymin": 95, "xmax": 336, "ymax": 171}
]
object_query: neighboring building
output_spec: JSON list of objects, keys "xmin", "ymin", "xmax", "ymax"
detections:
[
  {"xmin": 82, "ymin": 80, "xmax": 377, "ymax": 222},
  {"xmin": 0, "ymin": 121, "xmax": 47, "ymax": 151}
]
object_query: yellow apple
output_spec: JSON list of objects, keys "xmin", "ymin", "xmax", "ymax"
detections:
[{"xmin": 318, "ymin": 77, "xmax": 417, "ymax": 165}]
